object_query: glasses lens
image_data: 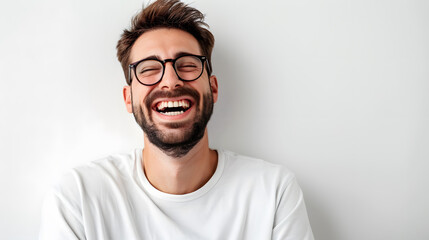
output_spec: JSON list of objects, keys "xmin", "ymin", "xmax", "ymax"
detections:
[
  {"xmin": 135, "ymin": 60, "xmax": 163, "ymax": 85},
  {"xmin": 175, "ymin": 56, "xmax": 203, "ymax": 81}
]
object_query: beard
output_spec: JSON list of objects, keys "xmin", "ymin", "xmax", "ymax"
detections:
[{"xmin": 131, "ymin": 86, "xmax": 214, "ymax": 158}]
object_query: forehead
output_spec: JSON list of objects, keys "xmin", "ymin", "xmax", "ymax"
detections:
[{"xmin": 130, "ymin": 28, "xmax": 202, "ymax": 62}]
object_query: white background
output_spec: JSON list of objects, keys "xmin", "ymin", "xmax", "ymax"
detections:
[{"xmin": 1, "ymin": 0, "xmax": 428, "ymax": 239}]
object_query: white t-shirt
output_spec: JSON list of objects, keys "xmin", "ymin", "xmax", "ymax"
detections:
[{"xmin": 40, "ymin": 149, "xmax": 314, "ymax": 240}]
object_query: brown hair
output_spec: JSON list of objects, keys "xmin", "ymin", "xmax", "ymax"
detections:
[{"xmin": 116, "ymin": 0, "xmax": 215, "ymax": 85}]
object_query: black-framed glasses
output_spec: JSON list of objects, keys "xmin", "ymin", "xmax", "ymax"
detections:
[{"xmin": 128, "ymin": 54, "xmax": 210, "ymax": 86}]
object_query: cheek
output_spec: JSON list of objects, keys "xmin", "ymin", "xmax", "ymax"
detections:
[
  {"xmin": 189, "ymin": 79, "xmax": 210, "ymax": 92},
  {"xmin": 131, "ymin": 85, "xmax": 152, "ymax": 108}
]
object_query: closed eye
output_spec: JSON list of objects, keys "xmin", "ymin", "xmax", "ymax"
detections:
[
  {"xmin": 140, "ymin": 68, "xmax": 162, "ymax": 76},
  {"xmin": 177, "ymin": 65, "xmax": 199, "ymax": 72}
]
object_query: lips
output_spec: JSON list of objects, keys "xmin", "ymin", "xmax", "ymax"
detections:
[
  {"xmin": 145, "ymin": 87, "xmax": 201, "ymax": 119},
  {"xmin": 153, "ymin": 99, "xmax": 192, "ymax": 116}
]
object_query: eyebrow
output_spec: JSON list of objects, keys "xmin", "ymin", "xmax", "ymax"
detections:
[
  {"xmin": 138, "ymin": 51, "xmax": 198, "ymax": 62},
  {"xmin": 174, "ymin": 51, "xmax": 196, "ymax": 58}
]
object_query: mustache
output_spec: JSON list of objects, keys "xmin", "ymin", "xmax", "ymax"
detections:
[{"xmin": 144, "ymin": 86, "xmax": 201, "ymax": 110}]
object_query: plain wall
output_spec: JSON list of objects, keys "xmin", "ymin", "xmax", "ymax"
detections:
[{"xmin": 0, "ymin": 0, "xmax": 428, "ymax": 239}]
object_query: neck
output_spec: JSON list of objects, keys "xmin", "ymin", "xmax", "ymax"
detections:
[{"xmin": 142, "ymin": 130, "xmax": 218, "ymax": 195}]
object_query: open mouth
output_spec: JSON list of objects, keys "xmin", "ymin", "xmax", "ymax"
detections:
[{"xmin": 154, "ymin": 99, "xmax": 192, "ymax": 116}]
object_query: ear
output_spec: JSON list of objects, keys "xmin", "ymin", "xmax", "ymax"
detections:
[
  {"xmin": 209, "ymin": 75, "xmax": 219, "ymax": 103},
  {"xmin": 123, "ymin": 86, "xmax": 133, "ymax": 113}
]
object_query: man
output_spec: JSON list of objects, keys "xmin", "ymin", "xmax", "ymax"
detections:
[{"xmin": 40, "ymin": 0, "xmax": 314, "ymax": 239}]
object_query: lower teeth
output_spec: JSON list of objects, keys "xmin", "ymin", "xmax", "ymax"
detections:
[{"xmin": 162, "ymin": 111, "xmax": 184, "ymax": 116}]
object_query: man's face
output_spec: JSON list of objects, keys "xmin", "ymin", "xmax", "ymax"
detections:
[{"xmin": 123, "ymin": 28, "xmax": 218, "ymax": 157}]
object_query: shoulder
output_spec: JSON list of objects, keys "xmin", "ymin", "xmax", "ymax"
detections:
[
  {"xmin": 217, "ymin": 150, "xmax": 304, "ymax": 214},
  {"xmin": 50, "ymin": 149, "xmax": 140, "ymax": 202},
  {"xmin": 40, "ymin": 150, "xmax": 141, "ymax": 239},
  {"xmin": 219, "ymin": 150, "xmax": 296, "ymax": 189},
  {"xmin": 73, "ymin": 150, "xmax": 137, "ymax": 180}
]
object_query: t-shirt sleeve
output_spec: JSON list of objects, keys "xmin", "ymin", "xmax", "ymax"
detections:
[
  {"xmin": 39, "ymin": 173, "xmax": 86, "ymax": 240},
  {"xmin": 272, "ymin": 177, "xmax": 315, "ymax": 240}
]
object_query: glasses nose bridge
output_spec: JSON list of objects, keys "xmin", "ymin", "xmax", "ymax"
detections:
[
  {"xmin": 162, "ymin": 58, "xmax": 175, "ymax": 68},
  {"xmin": 162, "ymin": 58, "xmax": 177, "ymax": 73},
  {"xmin": 160, "ymin": 58, "xmax": 180, "ymax": 82}
]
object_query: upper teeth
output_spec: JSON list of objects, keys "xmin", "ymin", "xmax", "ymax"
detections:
[{"xmin": 157, "ymin": 100, "xmax": 190, "ymax": 111}]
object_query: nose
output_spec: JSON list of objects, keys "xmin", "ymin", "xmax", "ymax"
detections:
[{"xmin": 159, "ymin": 62, "xmax": 184, "ymax": 90}]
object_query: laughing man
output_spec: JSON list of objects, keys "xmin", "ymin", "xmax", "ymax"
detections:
[{"xmin": 40, "ymin": 0, "xmax": 314, "ymax": 239}]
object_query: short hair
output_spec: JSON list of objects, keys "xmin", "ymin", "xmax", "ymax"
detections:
[{"xmin": 116, "ymin": 0, "xmax": 215, "ymax": 85}]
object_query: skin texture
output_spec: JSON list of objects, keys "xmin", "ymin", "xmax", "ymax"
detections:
[{"xmin": 123, "ymin": 28, "xmax": 219, "ymax": 195}]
